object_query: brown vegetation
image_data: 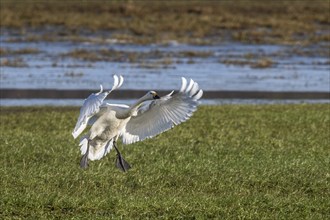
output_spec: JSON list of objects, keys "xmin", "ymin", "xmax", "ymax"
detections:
[
  {"xmin": 0, "ymin": 58, "xmax": 28, "ymax": 67},
  {"xmin": 62, "ymin": 49, "xmax": 213, "ymax": 63},
  {"xmin": 1, "ymin": 1, "xmax": 329, "ymax": 45},
  {"xmin": 221, "ymin": 58, "xmax": 275, "ymax": 69},
  {"xmin": 0, "ymin": 48, "xmax": 41, "ymax": 56}
]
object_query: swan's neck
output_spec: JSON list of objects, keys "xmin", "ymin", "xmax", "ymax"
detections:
[
  {"xmin": 119, "ymin": 97, "xmax": 146, "ymax": 118},
  {"xmin": 128, "ymin": 97, "xmax": 146, "ymax": 115}
]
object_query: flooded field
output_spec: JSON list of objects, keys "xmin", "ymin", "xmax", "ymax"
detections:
[
  {"xmin": 1, "ymin": 30, "xmax": 329, "ymax": 92},
  {"xmin": 0, "ymin": 1, "xmax": 329, "ymax": 105}
]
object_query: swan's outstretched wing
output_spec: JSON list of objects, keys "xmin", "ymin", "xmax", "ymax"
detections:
[
  {"xmin": 121, "ymin": 77, "xmax": 203, "ymax": 144},
  {"xmin": 72, "ymin": 75, "xmax": 124, "ymax": 139}
]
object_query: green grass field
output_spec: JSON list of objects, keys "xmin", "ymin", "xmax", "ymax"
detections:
[{"xmin": 0, "ymin": 105, "xmax": 329, "ymax": 219}]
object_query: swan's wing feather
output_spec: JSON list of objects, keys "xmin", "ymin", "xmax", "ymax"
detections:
[
  {"xmin": 121, "ymin": 78, "xmax": 202, "ymax": 144},
  {"xmin": 104, "ymin": 103, "xmax": 130, "ymax": 108},
  {"xmin": 87, "ymin": 103, "xmax": 130, "ymax": 126},
  {"xmin": 72, "ymin": 89, "xmax": 109, "ymax": 139},
  {"xmin": 72, "ymin": 75, "xmax": 124, "ymax": 139}
]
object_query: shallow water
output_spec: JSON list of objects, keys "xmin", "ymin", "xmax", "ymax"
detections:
[{"xmin": 0, "ymin": 31, "xmax": 329, "ymax": 106}]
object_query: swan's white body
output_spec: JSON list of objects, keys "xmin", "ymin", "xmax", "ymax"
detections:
[{"xmin": 72, "ymin": 75, "xmax": 203, "ymax": 164}]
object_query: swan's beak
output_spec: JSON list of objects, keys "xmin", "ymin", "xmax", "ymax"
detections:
[{"xmin": 154, "ymin": 94, "xmax": 160, "ymax": 99}]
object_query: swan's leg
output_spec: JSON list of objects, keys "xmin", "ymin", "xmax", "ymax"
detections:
[
  {"xmin": 80, "ymin": 139, "xmax": 90, "ymax": 169},
  {"xmin": 113, "ymin": 140, "xmax": 131, "ymax": 172}
]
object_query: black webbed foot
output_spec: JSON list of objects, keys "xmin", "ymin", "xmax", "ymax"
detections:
[
  {"xmin": 113, "ymin": 142, "xmax": 131, "ymax": 172},
  {"xmin": 80, "ymin": 140, "xmax": 90, "ymax": 169},
  {"xmin": 80, "ymin": 153, "xmax": 89, "ymax": 169},
  {"xmin": 115, "ymin": 154, "xmax": 131, "ymax": 172}
]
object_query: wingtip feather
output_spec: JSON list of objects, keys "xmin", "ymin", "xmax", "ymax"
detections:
[
  {"xmin": 72, "ymin": 130, "xmax": 80, "ymax": 139},
  {"xmin": 167, "ymin": 90, "xmax": 174, "ymax": 96},
  {"xmin": 118, "ymin": 75, "xmax": 124, "ymax": 88},
  {"xmin": 113, "ymin": 75, "xmax": 119, "ymax": 89},
  {"xmin": 189, "ymin": 82, "xmax": 199, "ymax": 97},
  {"xmin": 185, "ymin": 79, "xmax": 194, "ymax": 93},
  {"xmin": 180, "ymin": 77, "xmax": 187, "ymax": 92},
  {"xmin": 193, "ymin": 89, "xmax": 203, "ymax": 100}
]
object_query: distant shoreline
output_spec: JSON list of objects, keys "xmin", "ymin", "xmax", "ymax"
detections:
[{"xmin": 1, "ymin": 89, "xmax": 329, "ymax": 100}]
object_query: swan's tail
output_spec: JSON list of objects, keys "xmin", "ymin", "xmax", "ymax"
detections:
[{"xmin": 79, "ymin": 138, "xmax": 113, "ymax": 161}]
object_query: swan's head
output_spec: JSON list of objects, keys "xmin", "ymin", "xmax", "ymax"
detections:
[{"xmin": 144, "ymin": 91, "xmax": 160, "ymax": 100}]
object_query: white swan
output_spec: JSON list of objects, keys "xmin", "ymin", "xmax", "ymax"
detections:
[{"xmin": 72, "ymin": 75, "xmax": 203, "ymax": 171}]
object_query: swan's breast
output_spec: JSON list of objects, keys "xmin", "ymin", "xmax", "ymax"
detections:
[{"xmin": 90, "ymin": 108, "xmax": 130, "ymax": 140}]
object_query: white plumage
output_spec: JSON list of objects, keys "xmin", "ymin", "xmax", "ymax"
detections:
[{"xmin": 72, "ymin": 75, "xmax": 203, "ymax": 170}]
